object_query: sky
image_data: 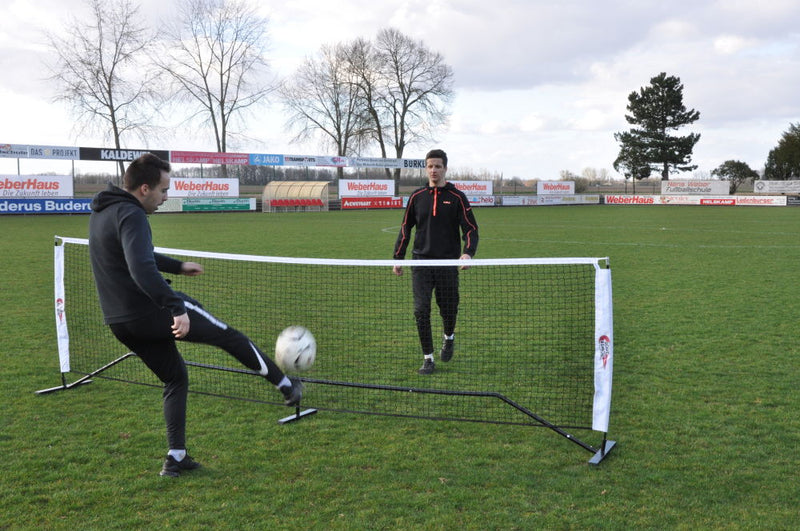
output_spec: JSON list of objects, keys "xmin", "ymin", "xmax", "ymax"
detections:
[{"xmin": 1, "ymin": 0, "xmax": 799, "ymax": 180}]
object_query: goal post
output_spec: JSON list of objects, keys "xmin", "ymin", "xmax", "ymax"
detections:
[{"xmin": 45, "ymin": 236, "xmax": 615, "ymax": 464}]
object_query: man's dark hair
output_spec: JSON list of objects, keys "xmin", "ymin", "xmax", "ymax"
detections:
[
  {"xmin": 425, "ymin": 149, "xmax": 448, "ymax": 168},
  {"xmin": 123, "ymin": 153, "xmax": 171, "ymax": 191}
]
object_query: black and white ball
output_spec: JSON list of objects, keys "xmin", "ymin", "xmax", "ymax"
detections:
[{"xmin": 275, "ymin": 326, "xmax": 316, "ymax": 372}]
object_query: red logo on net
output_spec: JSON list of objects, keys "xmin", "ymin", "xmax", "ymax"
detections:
[
  {"xmin": 598, "ymin": 335, "xmax": 611, "ymax": 368},
  {"xmin": 56, "ymin": 297, "xmax": 65, "ymax": 322}
]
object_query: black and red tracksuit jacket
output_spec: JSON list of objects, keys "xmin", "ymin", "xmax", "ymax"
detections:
[{"xmin": 393, "ymin": 181, "xmax": 479, "ymax": 260}]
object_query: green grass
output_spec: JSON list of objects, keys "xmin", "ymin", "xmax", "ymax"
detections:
[{"xmin": 2, "ymin": 205, "xmax": 800, "ymax": 529}]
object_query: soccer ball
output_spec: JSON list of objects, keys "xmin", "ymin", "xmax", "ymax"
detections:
[{"xmin": 274, "ymin": 326, "xmax": 316, "ymax": 372}]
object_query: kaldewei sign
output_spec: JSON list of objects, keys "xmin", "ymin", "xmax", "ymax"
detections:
[
  {"xmin": 0, "ymin": 175, "xmax": 73, "ymax": 198},
  {"xmin": 451, "ymin": 180, "xmax": 492, "ymax": 195},
  {"xmin": 80, "ymin": 147, "xmax": 170, "ymax": 161},
  {"xmin": 339, "ymin": 179, "xmax": 395, "ymax": 197},
  {"xmin": 169, "ymin": 178, "xmax": 238, "ymax": 198},
  {"xmin": 538, "ymin": 181, "xmax": 575, "ymax": 195}
]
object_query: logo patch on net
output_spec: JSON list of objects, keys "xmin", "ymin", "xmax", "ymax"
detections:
[
  {"xmin": 598, "ymin": 335, "xmax": 611, "ymax": 369},
  {"xmin": 56, "ymin": 297, "xmax": 66, "ymax": 323}
]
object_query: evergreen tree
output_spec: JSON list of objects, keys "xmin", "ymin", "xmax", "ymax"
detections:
[
  {"xmin": 712, "ymin": 160, "xmax": 758, "ymax": 194},
  {"xmin": 614, "ymin": 72, "xmax": 701, "ymax": 180},
  {"xmin": 764, "ymin": 123, "xmax": 800, "ymax": 180}
]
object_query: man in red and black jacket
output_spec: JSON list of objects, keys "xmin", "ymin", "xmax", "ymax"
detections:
[{"xmin": 393, "ymin": 149, "xmax": 479, "ymax": 374}]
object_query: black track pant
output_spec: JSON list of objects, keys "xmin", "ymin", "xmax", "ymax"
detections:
[
  {"xmin": 109, "ymin": 292, "xmax": 285, "ymax": 450},
  {"xmin": 411, "ymin": 265, "xmax": 459, "ymax": 355}
]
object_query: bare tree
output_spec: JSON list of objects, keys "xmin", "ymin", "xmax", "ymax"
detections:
[
  {"xmin": 155, "ymin": 0, "xmax": 272, "ymax": 175},
  {"xmin": 47, "ymin": 0, "xmax": 159, "ymax": 176},
  {"xmin": 281, "ymin": 29, "xmax": 453, "ymax": 182},
  {"xmin": 280, "ymin": 43, "xmax": 371, "ymax": 179},
  {"xmin": 343, "ymin": 37, "xmax": 392, "ymax": 177},
  {"xmin": 370, "ymin": 28, "xmax": 455, "ymax": 180}
]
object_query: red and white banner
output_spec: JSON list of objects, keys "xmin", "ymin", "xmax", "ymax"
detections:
[
  {"xmin": 1, "ymin": 175, "xmax": 73, "ymax": 198},
  {"xmin": 604, "ymin": 194, "xmax": 787, "ymax": 206},
  {"xmin": 451, "ymin": 180, "xmax": 492, "ymax": 195},
  {"xmin": 662, "ymin": 195, "xmax": 786, "ymax": 206},
  {"xmin": 604, "ymin": 195, "xmax": 662, "ymax": 205},
  {"xmin": 341, "ymin": 196, "xmax": 403, "ymax": 209},
  {"xmin": 169, "ymin": 178, "xmax": 239, "ymax": 198},
  {"xmin": 538, "ymin": 181, "xmax": 575, "ymax": 195},
  {"xmin": 339, "ymin": 179, "xmax": 395, "ymax": 197},
  {"xmin": 170, "ymin": 151, "xmax": 250, "ymax": 165},
  {"xmin": 729, "ymin": 196, "xmax": 786, "ymax": 206},
  {"xmin": 661, "ymin": 180, "xmax": 729, "ymax": 195}
]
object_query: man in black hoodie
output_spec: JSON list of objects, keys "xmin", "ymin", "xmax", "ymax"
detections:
[
  {"xmin": 89, "ymin": 153, "xmax": 302, "ymax": 477},
  {"xmin": 393, "ymin": 149, "xmax": 479, "ymax": 374}
]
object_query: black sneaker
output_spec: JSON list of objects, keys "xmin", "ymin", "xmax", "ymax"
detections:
[
  {"xmin": 418, "ymin": 358, "xmax": 435, "ymax": 375},
  {"xmin": 160, "ymin": 454, "xmax": 202, "ymax": 477},
  {"xmin": 281, "ymin": 376, "xmax": 304, "ymax": 406},
  {"xmin": 440, "ymin": 338, "xmax": 455, "ymax": 362}
]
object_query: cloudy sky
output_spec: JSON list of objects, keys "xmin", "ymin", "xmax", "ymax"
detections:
[{"xmin": 1, "ymin": 0, "xmax": 799, "ymax": 179}]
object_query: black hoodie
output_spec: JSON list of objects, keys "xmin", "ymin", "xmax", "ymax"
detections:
[
  {"xmin": 394, "ymin": 181, "xmax": 479, "ymax": 260},
  {"xmin": 89, "ymin": 183, "xmax": 186, "ymax": 324}
]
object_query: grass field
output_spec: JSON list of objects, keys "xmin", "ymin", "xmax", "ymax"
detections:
[{"xmin": 2, "ymin": 205, "xmax": 799, "ymax": 529}]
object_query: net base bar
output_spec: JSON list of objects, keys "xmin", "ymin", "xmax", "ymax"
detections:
[
  {"xmin": 38, "ymin": 355, "xmax": 613, "ymax": 462},
  {"xmin": 36, "ymin": 352, "xmax": 137, "ymax": 395},
  {"xmin": 306, "ymin": 375, "xmax": 611, "ymax": 459},
  {"xmin": 279, "ymin": 407, "xmax": 319, "ymax": 424}
]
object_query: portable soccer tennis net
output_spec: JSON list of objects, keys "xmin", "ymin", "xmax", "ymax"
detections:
[{"xmin": 45, "ymin": 236, "xmax": 615, "ymax": 464}]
